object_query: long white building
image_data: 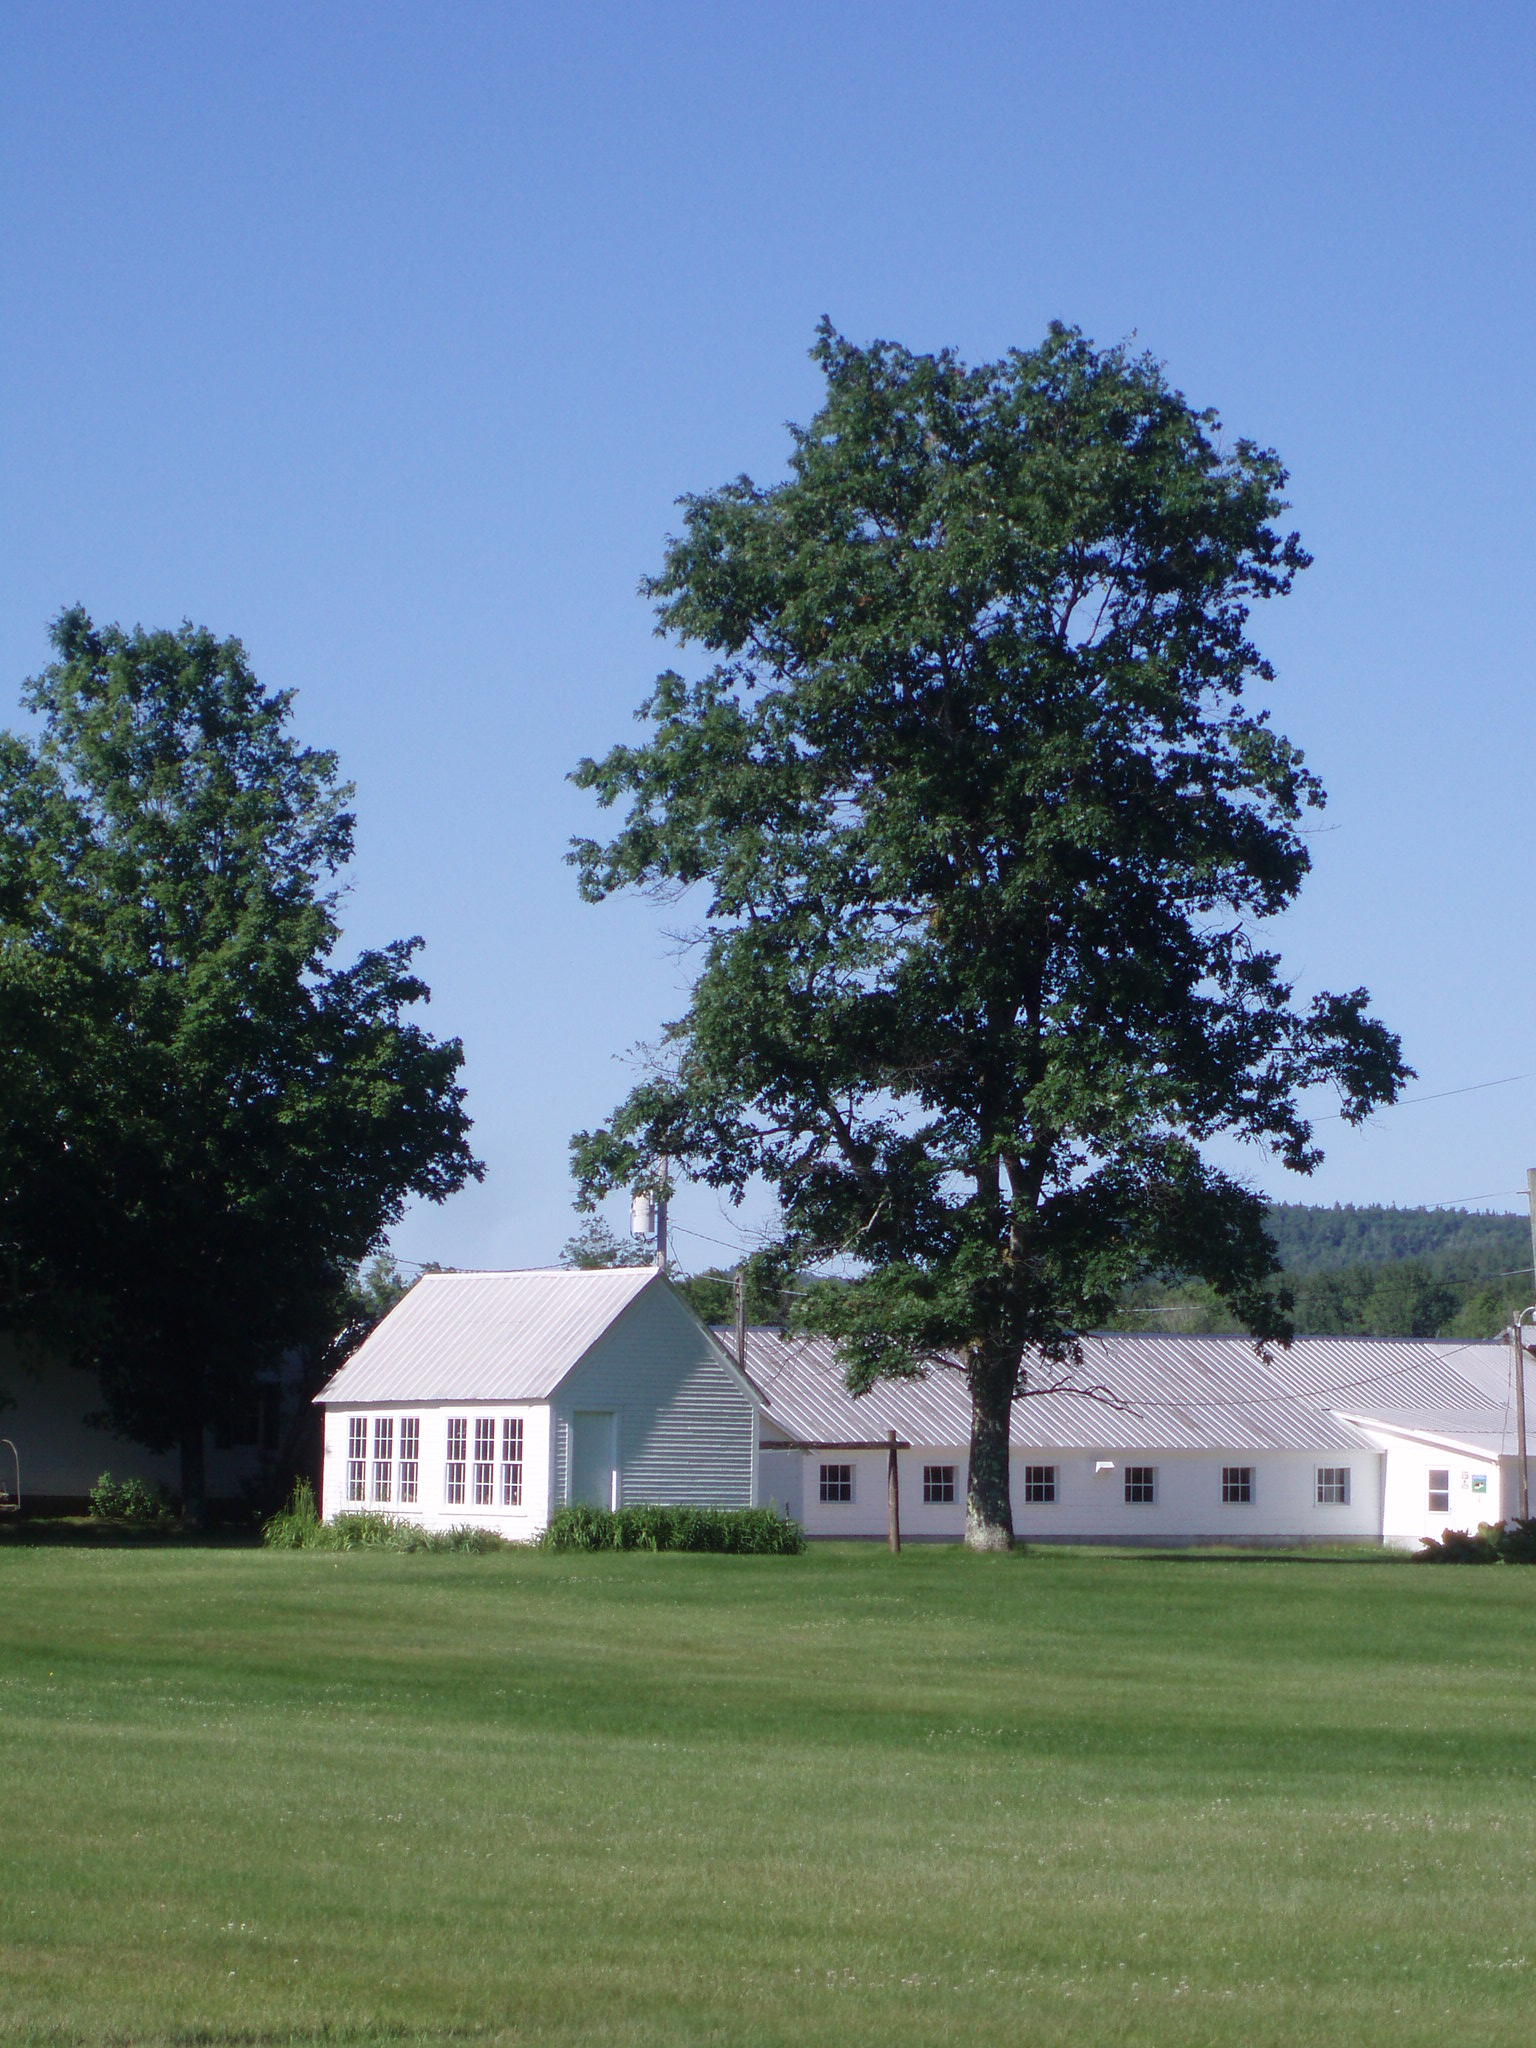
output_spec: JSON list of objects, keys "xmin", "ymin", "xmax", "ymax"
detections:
[{"xmin": 315, "ymin": 1267, "xmax": 1531, "ymax": 1550}]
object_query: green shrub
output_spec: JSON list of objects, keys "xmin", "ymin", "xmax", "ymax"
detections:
[
  {"xmin": 1416, "ymin": 1518, "xmax": 1536, "ymax": 1564},
  {"xmin": 260, "ymin": 1476, "xmax": 322, "ymax": 1547},
  {"xmin": 88, "ymin": 1472, "xmax": 176, "ymax": 1529},
  {"xmin": 261, "ymin": 1480, "xmax": 508, "ymax": 1553},
  {"xmin": 541, "ymin": 1503, "xmax": 806, "ymax": 1555}
]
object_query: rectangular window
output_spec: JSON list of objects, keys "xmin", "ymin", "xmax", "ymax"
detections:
[
  {"xmin": 501, "ymin": 1417, "xmax": 524, "ymax": 1507},
  {"xmin": 819, "ymin": 1462, "xmax": 852, "ymax": 1503},
  {"xmin": 472, "ymin": 1417, "xmax": 495, "ymax": 1506},
  {"xmin": 1125, "ymin": 1466, "xmax": 1156, "ymax": 1505},
  {"xmin": 1428, "ymin": 1468, "xmax": 1451, "ymax": 1515},
  {"xmin": 1023, "ymin": 1465, "xmax": 1057, "ymax": 1504},
  {"xmin": 399, "ymin": 1417, "xmax": 420, "ymax": 1504},
  {"xmin": 346, "ymin": 1416, "xmax": 367, "ymax": 1503},
  {"xmin": 1222, "ymin": 1466, "xmax": 1254, "ymax": 1505},
  {"xmin": 1316, "ymin": 1466, "xmax": 1351, "ymax": 1507},
  {"xmin": 445, "ymin": 1417, "xmax": 467, "ymax": 1506},
  {"xmin": 922, "ymin": 1464, "xmax": 955, "ymax": 1504},
  {"xmin": 373, "ymin": 1416, "xmax": 394, "ymax": 1503}
]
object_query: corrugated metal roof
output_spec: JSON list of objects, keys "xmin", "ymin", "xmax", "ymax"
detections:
[
  {"xmin": 738, "ymin": 1329, "xmax": 1519, "ymax": 1456},
  {"xmin": 316, "ymin": 1267, "xmax": 661, "ymax": 1405}
]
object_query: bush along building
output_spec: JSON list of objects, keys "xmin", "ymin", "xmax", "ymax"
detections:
[{"xmin": 314, "ymin": 1269, "xmax": 1529, "ymax": 1549}]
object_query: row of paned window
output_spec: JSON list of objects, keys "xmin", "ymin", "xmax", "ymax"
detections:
[
  {"xmin": 345, "ymin": 1416, "xmax": 523, "ymax": 1508},
  {"xmin": 818, "ymin": 1462, "xmax": 1361, "ymax": 1507}
]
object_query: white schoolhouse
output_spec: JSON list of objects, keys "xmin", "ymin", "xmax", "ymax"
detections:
[{"xmin": 315, "ymin": 1266, "xmax": 759, "ymax": 1538}]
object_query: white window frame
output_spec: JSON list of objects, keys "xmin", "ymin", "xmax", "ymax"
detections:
[
  {"xmin": 445, "ymin": 1417, "xmax": 468, "ymax": 1506},
  {"xmin": 373, "ymin": 1416, "xmax": 394, "ymax": 1503},
  {"xmin": 1022, "ymin": 1464, "xmax": 1056, "ymax": 1504},
  {"xmin": 501, "ymin": 1417, "xmax": 523, "ymax": 1507},
  {"xmin": 1427, "ymin": 1467, "xmax": 1451, "ymax": 1515},
  {"xmin": 1316, "ymin": 1466, "xmax": 1351, "ymax": 1507},
  {"xmin": 1222, "ymin": 1465, "xmax": 1254, "ymax": 1505},
  {"xmin": 922, "ymin": 1464, "xmax": 955, "ymax": 1504},
  {"xmin": 1124, "ymin": 1465, "xmax": 1156, "ymax": 1506},
  {"xmin": 819, "ymin": 1462, "xmax": 853, "ymax": 1504},
  {"xmin": 346, "ymin": 1417, "xmax": 367, "ymax": 1503},
  {"xmin": 472, "ymin": 1416, "xmax": 495, "ymax": 1507},
  {"xmin": 399, "ymin": 1416, "xmax": 420, "ymax": 1504}
]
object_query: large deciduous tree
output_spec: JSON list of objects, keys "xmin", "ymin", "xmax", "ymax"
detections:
[
  {"xmin": 568, "ymin": 324, "xmax": 1409, "ymax": 1549},
  {"xmin": 0, "ymin": 610, "xmax": 481, "ymax": 1516}
]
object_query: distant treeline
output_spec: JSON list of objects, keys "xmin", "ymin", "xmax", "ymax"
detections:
[{"xmin": 1111, "ymin": 1203, "xmax": 1535, "ymax": 1341}]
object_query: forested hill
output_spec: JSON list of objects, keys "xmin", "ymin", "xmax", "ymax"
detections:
[
  {"xmin": 1110, "ymin": 1204, "xmax": 1535, "ymax": 1339},
  {"xmin": 1264, "ymin": 1204, "xmax": 1530, "ymax": 1278}
]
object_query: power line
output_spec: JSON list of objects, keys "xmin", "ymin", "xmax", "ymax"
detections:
[{"xmin": 1316, "ymin": 1072, "xmax": 1536, "ymax": 1122}]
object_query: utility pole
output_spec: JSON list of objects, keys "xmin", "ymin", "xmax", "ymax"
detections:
[
  {"xmin": 733, "ymin": 1270, "xmax": 747, "ymax": 1373},
  {"xmin": 655, "ymin": 1157, "xmax": 669, "ymax": 1274},
  {"xmin": 887, "ymin": 1429, "xmax": 901, "ymax": 1553},
  {"xmin": 1518, "ymin": 1168, "xmax": 1536, "ymax": 1523}
]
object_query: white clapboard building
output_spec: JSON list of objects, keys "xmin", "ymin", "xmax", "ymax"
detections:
[
  {"xmin": 315, "ymin": 1268, "xmax": 1529, "ymax": 1549},
  {"xmin": 749, "ymin": 1329, "xmax": 1526, "ymax": 1549},
  {"xmin": 316, "ymin": 1266, "xmax": 759, "ymax": 1537}
]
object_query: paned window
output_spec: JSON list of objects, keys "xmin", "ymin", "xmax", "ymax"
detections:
[
  {"xmin": 445, "ymin": 1417, "xmax": 467, "ymax": 1506},
  {"xmin": 1023, "ymin": 1465, "xmax": 1056, "ymax": 1504},
  {"xmin": 399, "ymin": 1417, "xmax": 420, "ymax": 1504},
  {"xmin": 923, "ymin": 1464, "xmax": 955, "ymax": 1504},
  {"xmin": 472, "ymin": 1417, "xmax": 495, "ymax": 1506},
  {"xmin": 1428, "ymin": 1468, "xmax": 1451, "ymax": 1514},
  {"xmin": 1316, "ymin": 1466, "xmax": 1351, "ymax": 1506},
  {"xmin": 373, "ymin": 1416, "xmax": 394, "ymax": 1503},
  {"xmin": 501, "ymin": 1417, "xmax": 524, "ymax": 1507},
  {"xmin": 1125, "ymin": 1466, "xmax": 1156, "ymax": 1505},
  {"xmin": 819, "ymin": 1462, "xmax": 853, "ymax": 1503},
  {"xmin": 1222, "ymin": 1466, "xmax": 1254, "ymax": 1505},
  {"xmin": 346, "ymin": 1417, "xmax": 367, "ymax": 1502}
]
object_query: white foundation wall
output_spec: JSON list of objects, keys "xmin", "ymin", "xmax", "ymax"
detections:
[
  {"xmin": 787, "ymin": 1443, "xmax": 1386, "ymax": 1544},
  {"xmin": 321, "ymin": 1404, "xmax": 553, "ymax": 1539}
]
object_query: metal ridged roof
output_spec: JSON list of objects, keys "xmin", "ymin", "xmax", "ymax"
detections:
[
  {"xmin": 316, "ymin": 1267, "xmax": 661, "ymax": 1405},
  {"xmin": 740, "ymin": 1330, "xmax": 1520, "ymax": 1456}
]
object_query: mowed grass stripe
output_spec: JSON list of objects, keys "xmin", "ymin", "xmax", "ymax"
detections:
[{"xmin": 0, "ymin": 1543, "xmax": 1532, "ymax": 2046}]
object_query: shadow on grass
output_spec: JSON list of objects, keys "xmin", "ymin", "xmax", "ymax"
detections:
[{"xmin": 0, "ymin": 1514, "xmax": 261, "ymax": 1549}]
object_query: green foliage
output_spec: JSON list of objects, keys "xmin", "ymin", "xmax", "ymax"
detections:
[
  {"xmin": 569, "ymin": 323, "xmax": 1406, "ymax": 1542},
  {"xmin": 0, "ymin": 612, "xmax": 481, "ymax": 1505},
  {"xmin": 559, "ymin": 1215, "xmax": 654, "ymax": 1269},
  {"xmin": 673, "ymin": 1256, "xmax": 795, "ymax": 1328},
  {"xmin": 87, "ymin": 1471, "xmax": 176, "ymax": 1528},
  {"xmin": 260, "ymin": 1480, "xmax": 507, "ymax": 1553},
  {"xmin": 1264, "ymin": 1202, "xmax": 1529, "ymax": 1277},
  {"xmin": 1416, "ymin": 1519, "xmax": 1536, "ymax": 1564},
  {"xmin": 541, "ymin": 1502, "xmax": 806, "ymax": 1553}
]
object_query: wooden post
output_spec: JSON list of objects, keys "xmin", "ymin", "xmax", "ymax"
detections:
[
  {"xmin": 1514, "ymin": 1321, "xmax": 1531, "ymax": 1525},
  {"xmin": 733, "ymin": 1270, "xmax": 747, "ymax": 1373},
  {"xmin": 887, "ymin": 1429, "xmax": 901, "ymax": 1553}
]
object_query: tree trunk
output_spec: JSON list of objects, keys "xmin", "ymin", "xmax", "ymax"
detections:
[
  {"xmin": 179, "ymin": 1423, "xmax": 207, "ymax": 1531},
  {"xmin": 965, "ymin": 1364, "xmax": 1014, "ymax": 1551}
]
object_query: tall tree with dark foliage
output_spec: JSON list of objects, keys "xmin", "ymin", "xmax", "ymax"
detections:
[
  {"xmin": 0, "ymin": 611, "xmax": 480, "ymax": 1517},
  {"xmin": 570, "ymin": 324, "xmax": 1409, "ymax": 1548}
]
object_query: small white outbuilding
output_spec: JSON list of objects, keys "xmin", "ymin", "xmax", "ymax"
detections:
[{"xmin": 315, "ymin": 1266, "xmax": 759, "ymax": 1538}]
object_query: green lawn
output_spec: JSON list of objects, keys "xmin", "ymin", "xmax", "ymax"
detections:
[{"xmin": 2, "ymin": 1539, "xmax": 1533, "ymax": 2046}]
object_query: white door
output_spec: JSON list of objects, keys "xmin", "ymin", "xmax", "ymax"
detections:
[{"xmin": 570, "ymin": 1411, "xmax": 618, "ymax": 1509}]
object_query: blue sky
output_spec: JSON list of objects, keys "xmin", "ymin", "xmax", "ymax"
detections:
[{"xmin": 3, "ymin": 2, "xmax": 1533, "ymax": 1272}]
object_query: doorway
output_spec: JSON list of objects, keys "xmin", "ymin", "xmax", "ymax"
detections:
[{"xmin": 570, "ymin": 1410, "xmax": 618, "ymax": 1509}]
